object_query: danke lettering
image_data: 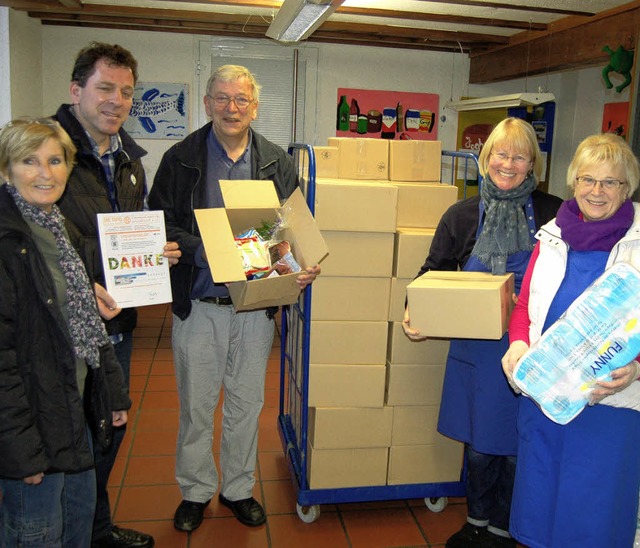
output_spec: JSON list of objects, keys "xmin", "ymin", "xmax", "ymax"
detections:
[
  {"xmin": 108, "ymin": 254, "xmax": 164, "ymax": 270},
  {"xmin": 590, "ymin": 341, "xmax": 623, "ymax": 375}
]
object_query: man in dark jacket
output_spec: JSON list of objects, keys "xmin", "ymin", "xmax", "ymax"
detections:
[
  {"xmin": 55, "ymin": 42, "xmax": 179, "ymax": 548},
  {"xmin": 148, "ymin": 65, "xmax": 319, "ymax": 533}
]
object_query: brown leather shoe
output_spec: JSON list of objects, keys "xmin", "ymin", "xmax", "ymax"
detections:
[{"xmin": 218, "ymin": 494, "xmax": 266, "ymax": 526}]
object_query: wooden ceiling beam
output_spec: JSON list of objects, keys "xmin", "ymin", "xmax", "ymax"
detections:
[
  {"xmin": 40, "ymin": 18, "xmax": 480, "ymax": 53},
  {"xmin": 1, "ymin": 0, "xmax": 547, "ymax": 31},
  {"xmin": 413, "ymin": 0, "xmax": 595, "ymax": 17},
  {"xmin": 27, "ymin": 7, "xmax": 510, "ymax": 49},
  {"xmin": 469, "ymin": 5, "xmax": 640, "ymax": 83}
]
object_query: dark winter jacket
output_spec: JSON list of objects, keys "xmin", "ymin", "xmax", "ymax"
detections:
[
  {"xmin": 418, "ymin": 190, "xmax": 564, "ymax": 275},
  {"xmin": 147, "ymin": 123, "xmax": 297, "ymax": 320},
  {"xmin": 54, "ymin": 104, "xmax": 147, "ymax": 335},
  {"xmin": 0, "ymin": 185, "xmax": 131, "ymax": 480}
]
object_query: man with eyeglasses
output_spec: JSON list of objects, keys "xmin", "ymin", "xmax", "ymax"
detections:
[
  {"xmin": 54, "ymin": 42, "xmax": 180, "ymax": 548},
  {"xmin": 148, "ymin": 64, "xmax": 319, "ymax": 533}
]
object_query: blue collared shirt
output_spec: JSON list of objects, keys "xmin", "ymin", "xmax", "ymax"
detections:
[{"xmin": 191, "ymin": 128, "xmax": 253, "ymax": 299}]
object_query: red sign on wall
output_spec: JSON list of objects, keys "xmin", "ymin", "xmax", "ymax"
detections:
[{"xmin": 336, "ymin": 88, "xmax": 439, "ymax": 140}]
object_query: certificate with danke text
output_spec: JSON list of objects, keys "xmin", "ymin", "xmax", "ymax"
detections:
[{"xmin": 97, "ymin": 210, "xmax": 172, "ymax": 308}]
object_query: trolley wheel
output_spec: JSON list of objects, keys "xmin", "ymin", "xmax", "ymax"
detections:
[
  {"xmin": 296, "ymin": 503, "xmax": 321, "ymax": 523},
  {"xmin": 425, "ymin": 497, "xmax": 448, "ymax": 512}
]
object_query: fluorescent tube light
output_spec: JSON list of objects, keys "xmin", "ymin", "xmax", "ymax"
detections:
[
  {"xmin": 266, "ymin": 0, "xmax": 344, "ymax": 43},
  {"xmin": 445, "ymin": 92, "xmax": 556, "ymax": 112}
]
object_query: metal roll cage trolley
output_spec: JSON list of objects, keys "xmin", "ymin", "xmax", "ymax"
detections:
[{"xmin": 279, "ymin": 144, "xmax": 479, "ymax": 522}]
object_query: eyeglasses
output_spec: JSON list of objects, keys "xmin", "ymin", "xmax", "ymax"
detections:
[
  {"xmin": 490, "ymin": 151, "xmax": 531, "ymax": 166},
  {"xmin": 207, "ymin": 94, "xmax": 255, "ymax": 109},
  {"xmin": 576, "ymin": 176, "xmax": 626, "ymax": 190}
]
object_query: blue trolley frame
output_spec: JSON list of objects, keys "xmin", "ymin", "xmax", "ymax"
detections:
[{"xmin": 278, "ymin": 143, "xmax": 479, "ymax": 515}]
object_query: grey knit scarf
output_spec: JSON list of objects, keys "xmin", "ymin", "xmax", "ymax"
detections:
[{"xmin": 470, "ymin": 173, "xmax": 537, "ymax": 274}]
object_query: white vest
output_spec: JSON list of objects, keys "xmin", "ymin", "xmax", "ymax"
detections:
[{"xmin": 528, "ymin": 203, "xmax": 640, "ymax": 345}]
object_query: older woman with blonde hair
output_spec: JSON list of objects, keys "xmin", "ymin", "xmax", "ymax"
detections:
[
  {"xmin": 404, "ymin": 117, "xmax": 563, "ymax": 547},
  {"xmin": 0, "ymin": 118, "xmax": 130, "ymax": 547},
  {"xmin": 503, "ymin": 132, "xmax": 640, "ymax": 547}
]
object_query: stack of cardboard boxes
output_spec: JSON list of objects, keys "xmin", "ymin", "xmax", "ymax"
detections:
[
  {"xmin": 305, "ymin": 137, "xmax": 464, "ymax": 489},
  {"xmin": 308, "ymin": 176, "xmax": 397, "ymax": 488}
]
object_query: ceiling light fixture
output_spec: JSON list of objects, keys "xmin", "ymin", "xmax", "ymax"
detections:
[
  {"xmin": 266, "ymin": 0, "xmax": 344, "ymax": 44},
  {"xmin": 445, "ymin": 92, "xmax": 556, "ymax": 112}
]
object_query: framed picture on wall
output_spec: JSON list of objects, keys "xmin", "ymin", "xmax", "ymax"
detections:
[{"xmin": 124, "ymin": 82, "xmax": 189, "ymax": 139}]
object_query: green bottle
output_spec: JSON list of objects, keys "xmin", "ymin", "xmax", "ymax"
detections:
[{"xmin": 337, "ymin": 95, "xmax": 349, "ymax": 132}]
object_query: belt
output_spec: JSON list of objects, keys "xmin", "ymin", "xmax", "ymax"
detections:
[{"xmin": 200, "ymin": 296, "xmax": 233, "ymax": 306}]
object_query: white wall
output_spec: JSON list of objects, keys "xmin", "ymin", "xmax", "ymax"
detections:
[
  {"xmin": 311, "ymin": 43, "xmax": 468, "ymax": 151},
  {"xmin": 0, "ymin": 8, "xmax": 10, "ymax": 125},
  {"xmin": 8, "ymin": 9, "xmax": 43, "ymax": 119}
]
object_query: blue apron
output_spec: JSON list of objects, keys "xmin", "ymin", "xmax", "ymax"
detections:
[
  {"xmin": 511, "ymin": 250, "xmax": 640, "ymax": 548},
  {"xmin": 437, "ymin": 197, "xmax": 536, "ymax": 456}
]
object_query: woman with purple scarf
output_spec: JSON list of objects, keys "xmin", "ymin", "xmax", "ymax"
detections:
[{"xmin": 502, "ymin": 133, "xmax": 640, "ymax": 547}]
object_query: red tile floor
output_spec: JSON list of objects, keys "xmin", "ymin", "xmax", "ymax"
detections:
[{"xmin": 110, "ymin": 304, "xmax": 475, "ymax": 548}]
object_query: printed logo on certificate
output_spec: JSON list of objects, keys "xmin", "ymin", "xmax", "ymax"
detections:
[{"xmin": 97, "ymin": 211, "xmax": 172, "ymax": 308}]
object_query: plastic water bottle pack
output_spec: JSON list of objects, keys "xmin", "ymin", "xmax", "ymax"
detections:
[{"xmin": 513, "ymin": 262, "xmax": 640, "ymax": 424}]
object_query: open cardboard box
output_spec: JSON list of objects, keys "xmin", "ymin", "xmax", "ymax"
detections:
[
  {"xmin": 407, "ymin": 270, "xmax": 514, "ymax": 340},
  {"xmin": 195, "ymin": 180, "xmax": 329, "ymax": 311}
]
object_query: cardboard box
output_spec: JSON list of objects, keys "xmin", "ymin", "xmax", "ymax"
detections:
[
  {"xmin": 385, "ymin": 363, "xmax": 446, "ymax": 406},
  {"xmin": 308, "ymin": 444, "xmax": 389, "ymax": 489},
  {"xmin": 316, "ymin": 179, "xmax": 397, "ymax": 232},
  {"xmin": 389, "ymin": 140, "xmax": 442, "ymax": 182},
  {"xmin": 387, "ymin": 321, "xmax": 450, "ymax": 365},
  {"xmin": 320, "ymin": 231, "xmax": 394, "ymax": 277},
  {"xmin": 311, "ymin": 277, "xmax": 391, "ymax": 321},
  {"xmin": 388, "ymin": 277, "xmax": 412, "ymax": 322},
  {"xmin": 407, "ymin": 271, "xmax": 515, "ymax": 339},
  {"xmin": 393, "ymin": 228, "xmax": 435, "ymax": 278},
  {"xmin": 387, "ymin": 441, "xmax": 464, "ymax": 485},
  {"xmin": 195, "ymin": 181, "xmax": 328, "ymax": 311},
  {"xmin": 392, "ymin": 182, "xmax": 458, "ymax": 229},
  {"xmin": 391, "ymin": 405, "xmax": 446, "ymax": 446},
  {"xmin": 313, "ymin": 146, "xmax": 339, "ymax": 178},
  {"xmin": 334, "ymin": 138, "xmax": 389, "ymax": 180},
  {"xmin": 309, "ymin": 363, "xmax": 386, "ymax": 407},
  {"xmin": 308, "ymin": 406, "xmax": 393, "ymax": 449},
  {"xmin": 310, "ymin": 321, "xmax": 388, "ymax": 364}
]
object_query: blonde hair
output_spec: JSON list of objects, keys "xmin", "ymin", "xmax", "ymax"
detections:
[
  {"xmin": 0, "ymin": 118, "xmax": 77, "ymax": 181},
  {"xmin": 567, "ymin": 133, "xmax": 639, "ymax": 198},
  {"xmin": 478, "ymin": 117, "xmax": 544, "ymax": 183},
  {"xmin": 206, "ymin": 64, "xmax": 261, "ymax": 102}
]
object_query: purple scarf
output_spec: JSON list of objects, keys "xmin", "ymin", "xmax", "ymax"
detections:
[{"xmin": 556, "ymin": 198, "xmax": 634, "ymax": 251}]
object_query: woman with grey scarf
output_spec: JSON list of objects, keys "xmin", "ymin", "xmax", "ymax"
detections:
[
  {"xmin": 403, "ymin": 118, "xmax": 562, "ymax": 548},
  {"xmin": 0, "ymin": 118, "xmax": 130, "ymax": 547}
]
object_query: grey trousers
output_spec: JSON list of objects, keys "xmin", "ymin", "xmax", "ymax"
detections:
[{"xmin": 172, "ymin": 300, "xmax": 274, "ymax": 503}]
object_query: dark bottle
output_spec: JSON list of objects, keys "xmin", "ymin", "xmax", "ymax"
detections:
[
  {"xmin": 337, "ymin": 95, "xmax": 350, "ymax": 132},
  {"xmin": 349, "ymin": 98, "xmax": 360, "ymax": 132},
  {"xmin": 396, "ymin": 101, "xmax": 404, "ymax": 132}
]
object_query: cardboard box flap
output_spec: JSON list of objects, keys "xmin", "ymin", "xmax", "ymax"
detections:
[
  {"xmin": 413, "ymin": 271, "xmax": 513, "ymax": 285},
  {"xmin": 219, "ymin": 179, "xmax": 280, "ymax": 208},
  {"xmin": 194, "ymin": 208, "xmax": 246, "ymax": 282},
  {"xmin": 280, "ymin": 188, "xmax": 329, "ymax": 268}
]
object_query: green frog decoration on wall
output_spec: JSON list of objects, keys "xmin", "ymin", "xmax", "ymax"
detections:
[{"xmin": 602, "ymin": 45, "xmax": 634, "ymax": 93}]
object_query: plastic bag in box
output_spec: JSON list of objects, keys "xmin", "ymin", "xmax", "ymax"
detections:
[{"xmin": 512, "ymin": 261, "xmax": 640, "ymax": 425}]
